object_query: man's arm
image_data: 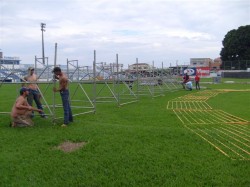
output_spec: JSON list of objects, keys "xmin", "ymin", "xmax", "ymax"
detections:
[
  {"xmin": 15, "ymin": 99, "xmax": 30, "ymax": 110},
  {"xmin": 15, "ymin": 99, "xmax": 42, "ymax": 112},
  {"xmin": 21, "ymin": 76, "xmax": 28, "ymax": 87}
]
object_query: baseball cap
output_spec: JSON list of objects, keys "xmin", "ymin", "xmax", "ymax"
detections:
[
  {"xmin": 20, "ymin": 87, "xmax": 29, "ymax": 94},
  {"xmin": 28, "ymin": 67, "xmax": 34, "ymax": 71}
]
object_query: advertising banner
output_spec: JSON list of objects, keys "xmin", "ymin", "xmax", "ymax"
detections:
[
  {"xmin": 182, "ymin": 67, "xmax": 210, "ymax": 77},
  {"xmin": 183, "ymin": 67, "xmax": 196, "ymax": 76},
  {"xmin": 196, "ymin": 67, "xmax": 210, "ymax": 77}
]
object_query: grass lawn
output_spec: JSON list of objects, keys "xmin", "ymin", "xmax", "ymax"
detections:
[{"xmin": 0, "ymin": 81, "xmax": 249, "ymax": 186}]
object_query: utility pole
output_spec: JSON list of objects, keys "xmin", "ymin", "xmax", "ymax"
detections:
[{"xmin": 41, "ymin": 23, "xmax": 46, "ymax": 64}]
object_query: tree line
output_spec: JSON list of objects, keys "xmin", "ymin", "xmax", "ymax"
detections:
[{"xmin": 220, "ymin": 25, "xmax": 250, "ymax": 70}]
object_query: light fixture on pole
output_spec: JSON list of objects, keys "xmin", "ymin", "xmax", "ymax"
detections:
[{"xmin": 41, "ymin": 23, "xmax": 46, "ymax": 64}]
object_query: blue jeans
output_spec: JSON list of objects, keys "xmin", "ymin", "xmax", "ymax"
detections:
[
  {"xmin": 60, "ymin": 90, "xmax": 73, "ymax": 124},
  {"xmin": 27, "ymin": 89, "xmax": 45, "ymax": 116}
]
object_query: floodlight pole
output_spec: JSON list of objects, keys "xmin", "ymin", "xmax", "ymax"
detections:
[{"xmin": 41, "ymin": 23, "xmax": 46, "ymax": 65}]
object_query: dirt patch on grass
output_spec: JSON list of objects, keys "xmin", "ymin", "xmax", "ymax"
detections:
[{"xmin": 55, "ymin": 141, "xmax": 87, "ymax": 153}]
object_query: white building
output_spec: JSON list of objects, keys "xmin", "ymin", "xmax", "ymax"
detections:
[
  {"xmin": 128, "ymin": 63, "xmax": 153, "ymax": 71},
  {"xmin": 190, "ymin": 58, "xmax": 213, "ymax": 67},
  {"xmin": 0, "ymin": 52, "xmax": 22, "ymax": 69}
]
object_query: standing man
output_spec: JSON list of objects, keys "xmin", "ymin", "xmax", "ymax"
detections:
[
  {"xmin": 11, "ymin": 87, "xmax": 43, "ymax": 127},
  {"xmin": 195, "ymin": 74, "xmax": 200, "ymax": 90},
  {"xmin": 52, "ymin": 67, "xmax": 73, "ymax": 127},
  {"xmin": 23, "ymin": 67, "xmax": 46, "ymax": 118}
]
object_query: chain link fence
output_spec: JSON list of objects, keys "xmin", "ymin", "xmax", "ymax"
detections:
[{"xmin": 221, "ymin": 60, "xmax": 250, "ymax": 70}]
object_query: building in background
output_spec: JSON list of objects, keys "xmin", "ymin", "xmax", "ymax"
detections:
[
  {"xmin": 128, "ymin": 63, "xmax": 153, "ymax": 71},
  {"xmin": 190, "ymin": 58, "xmax": 213, "ymax": 67},
  {"xmin": 0, "ymin": 52, "xmax": 21, "ymax": 69},
  {"xmin": 126, "ymin": 63, "xmax": 155, "ymax": 77},
  {"xmin": 0, "ymin": 52, "xmax": 25, "ymax": 82},
  {"xmin": 190, "ymin": 57, "xmax": 221, "ymax": 70},
  {"xmin": 187, "ymin": 57, "xmax": 222, "ymax": 77},
  {"xmin": 211, "ymin": 57, "xmax": 222, "ymax": 70}
]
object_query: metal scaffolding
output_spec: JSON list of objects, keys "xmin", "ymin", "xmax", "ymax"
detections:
[
  {"xmin": 50, "ymin": 44, "xmax": 95, "ymax": 124},
  {"xmin": 92, "ymin": 51, "xmax": 137, "ymax": 107},
  {"xmin": 0, "ymin": 46, "xmax": 182, "ymax": 122},
  {"xmin": 0, "ymin": 59, "xmax": 53, "ymax": 118}
]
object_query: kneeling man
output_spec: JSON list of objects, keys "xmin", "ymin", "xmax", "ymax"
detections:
[
  {"xmin": 185, "ymin": 81, "xmax": 193, "ymax": 91},
  {"xmin": 11, "ymin": 87, "xmax": 43, "ymax": 127}
]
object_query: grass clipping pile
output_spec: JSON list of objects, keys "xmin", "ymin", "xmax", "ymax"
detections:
[{"xmin": 55, "ymin": 141, "xmax": 87, "ymax": 153}]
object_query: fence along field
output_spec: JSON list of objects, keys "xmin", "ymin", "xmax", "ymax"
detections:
[{"xmin": 167, "ymin": 89, "xmax": 250, "ymax": 160}]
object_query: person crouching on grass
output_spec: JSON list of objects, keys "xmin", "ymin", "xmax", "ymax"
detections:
[
  {"xmin": 185, "ymin": 80, "xmax": 193, "ymax": 91},
  {"xmin": 10, "ymin": 87, "xmax": 43, "ymax": 127},
  {"xmin": 52, "ymin": 67, "xmax": 73, "ymax": 127},
  {"xmin": 182, "ymin": 73, "xmax": 189, "ymax": 89}
]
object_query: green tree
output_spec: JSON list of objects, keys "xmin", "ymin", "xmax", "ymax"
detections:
[{"xmin": 220, "ymin": 25, "xmax": 250, "ymax": 69}]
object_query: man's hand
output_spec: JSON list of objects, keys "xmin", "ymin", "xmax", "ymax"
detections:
[
  {"xmin": 53, "ymin": 87, "xmax": 57, "ymax": 92},
  {"xmin": 36, "ymin": 109, "xmax": 43, "ymax": 113}
]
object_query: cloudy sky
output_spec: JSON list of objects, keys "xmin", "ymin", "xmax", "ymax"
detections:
[{"xmin": 0, "ymin": 0, "xmax": 249, "ymax": 67}]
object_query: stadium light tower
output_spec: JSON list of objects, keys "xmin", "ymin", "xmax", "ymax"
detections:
[{"xmin": 41, "ymin": 23, "xmax": 46, "ymax": 64}]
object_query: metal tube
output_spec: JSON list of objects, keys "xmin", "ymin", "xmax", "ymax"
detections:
[
  {"xmin": 93, "ymin": 50, "xmax": 96, "ymax": 111},
  {"xmin": 136, "ymin": 58, "xmax": 139, "ymax": 99},
  {"xmin": 77, "ymin": 60, "xmax": 79, "ymax": 81},
  {"xmin": 116, "ymin": 54, "xmax": 120, "ymax": 106},
  {"xmin": 53, "ymin": 43, "xmax": 57, "ymax": 122}
]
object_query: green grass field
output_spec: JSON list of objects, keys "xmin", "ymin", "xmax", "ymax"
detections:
[{"xmin": 0, "ymin": 81, "xmax": 250, "ymax": 186}]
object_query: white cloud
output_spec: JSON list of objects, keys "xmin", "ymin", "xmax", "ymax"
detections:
[{"xmin": 0, "ymin": 0, "xmax": 249, "ymax": 67}]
